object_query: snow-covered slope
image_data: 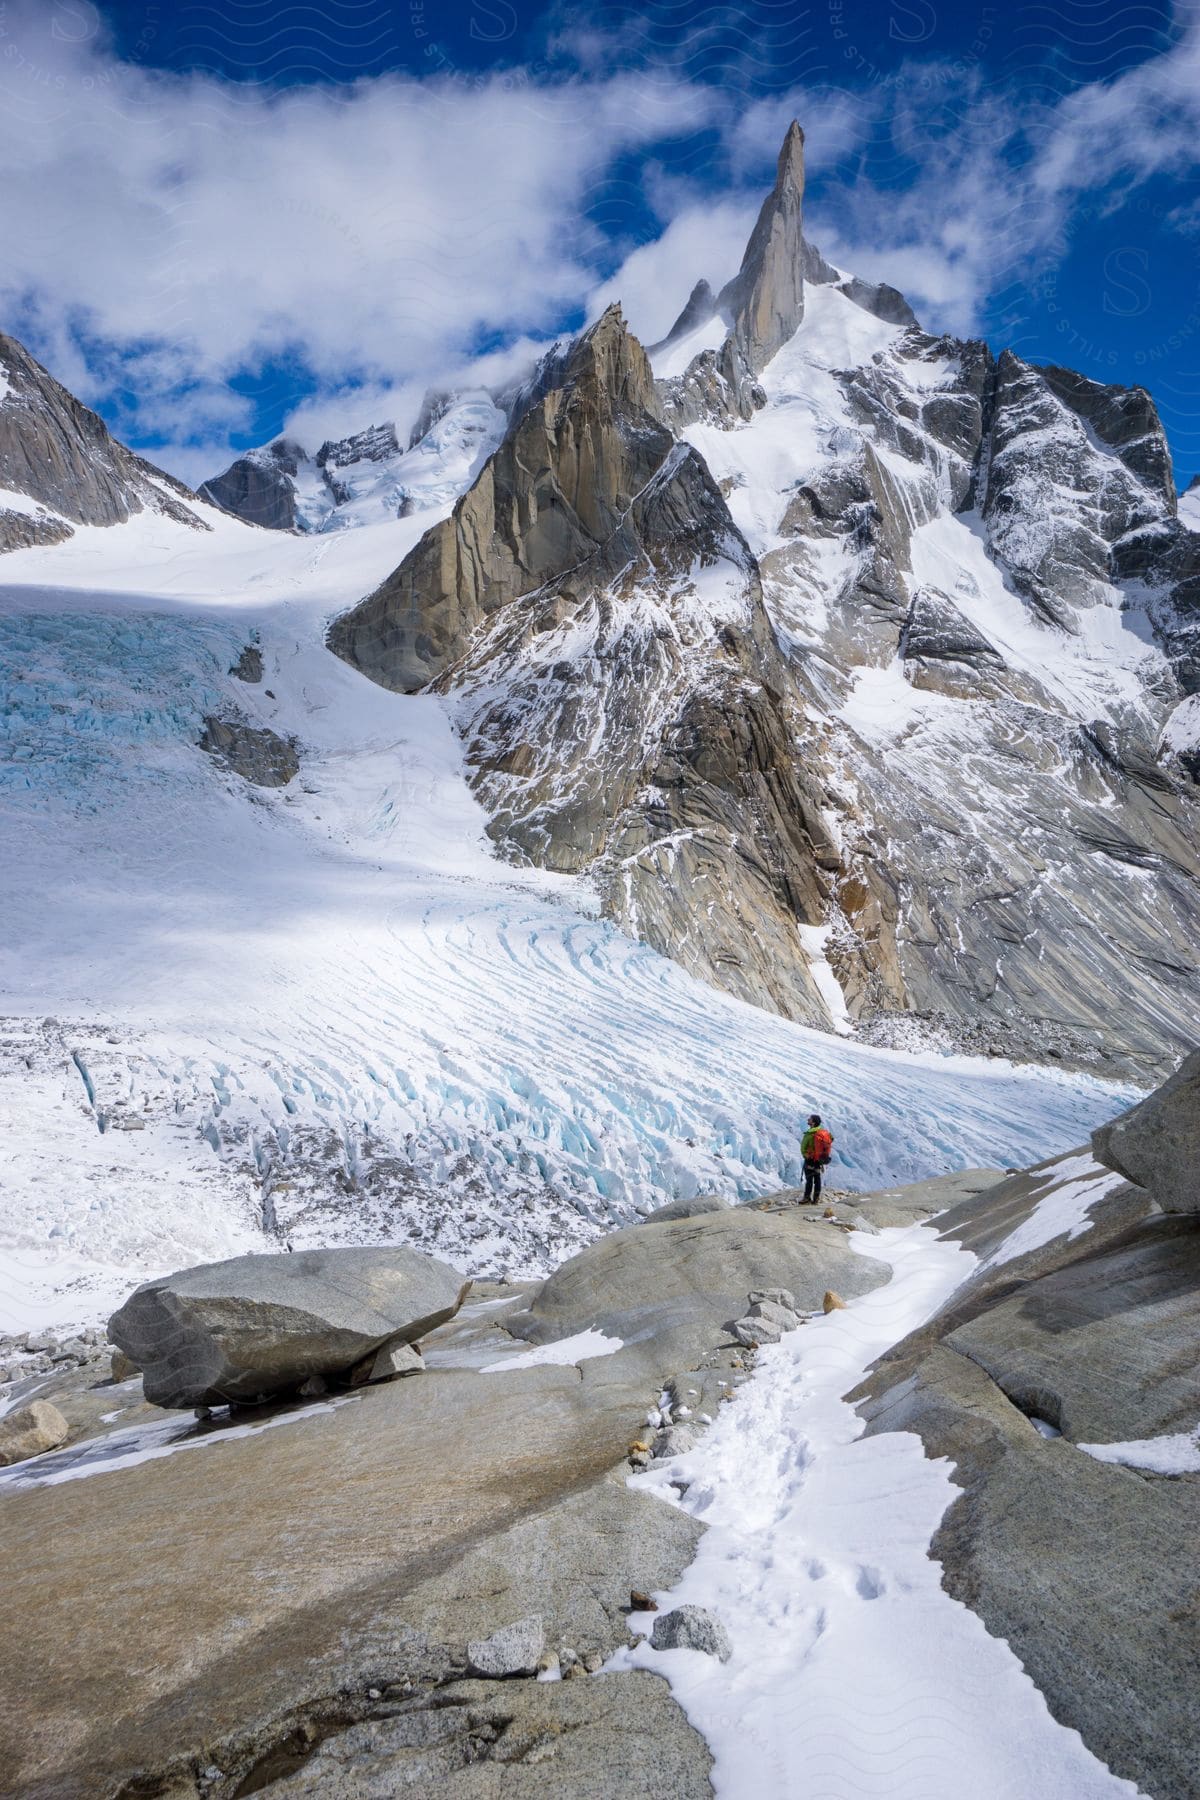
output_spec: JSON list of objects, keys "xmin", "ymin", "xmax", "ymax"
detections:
[
  {"xmin": 0, "ymin": 497, "xmax": 1135, "ymax": 1332},
  {"xmin": 198, "ymin": 391, "xmax": 504, "ymax": 533}
]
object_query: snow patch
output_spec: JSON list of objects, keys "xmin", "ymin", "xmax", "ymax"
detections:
[
  {"xmin": 1078, "ymin": 1430, "xmax": 1200, "ymax": 1475},
  {"xmin": 797, "ymin": 923, "xmax": 853, "ymax": 1034},
  {"xmin": 981, "ymin": 1153, "xmax": 1126, "ymax": 1271},
  {"xmin": 480, "ymin": 1328, "xmax": 623, "ymax": 1373},
  {"xmin": 651, "ymin": 313, "xmax": 728, "ymax": 381}
]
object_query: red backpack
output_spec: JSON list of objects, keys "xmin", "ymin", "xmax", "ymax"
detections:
[{"xmin": 810, "ymin": 1128, "xmax": 833, "ymax": 1165}]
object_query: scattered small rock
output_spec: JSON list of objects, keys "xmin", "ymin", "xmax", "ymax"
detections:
[
  {"xmin": 650, "ymin": 1605, "xmax": 733, "ymax": 1662},
  {"xmin": 630, "ymin": 1590, "xmax": 658, "ymax": 1613},
  {"xmin": 822, "ymin": 1291, "xmax": 846, "ymax": 1313},
  {"xmin": 0, "ymin": 1400, "xmax": 69, "ymax": 1467},
  {"xmin": 110, "ymin": 1349, "xmax": 139, "ymax": 1382},
  {"xmin": 466, "ymin": 1615, "xmax": 544, "ymax": 1679},
  {"xmin": 653, "ymin": 1424, "xmax": 699, "ymax": 1459}
]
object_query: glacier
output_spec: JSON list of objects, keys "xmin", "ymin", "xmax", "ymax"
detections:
[{"xmin": 0, "ymin": 492, "xmax": 1137, "ymax": 1331}]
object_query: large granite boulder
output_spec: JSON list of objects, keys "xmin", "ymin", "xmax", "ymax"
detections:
[
  {"xmin": 0, "ymin": 1400, "xmax": 69, "ymax": 1467},
  {"xmin": 1091, "ymin": 1048, "xmax": 1200, "ymax": 1213},
  {"xmin": 108, "ymin": 1246, "xmax": 471, "ymax": 1408}
]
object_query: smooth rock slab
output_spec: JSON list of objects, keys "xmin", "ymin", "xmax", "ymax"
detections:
[
  {"xmin": 108, "ymin": 1246, "xmax": 470, "ymax": 1408},
  {"xmin": 466, "ymin": 1614, "xmax": 544, "ymax": 1678},
  {"xmin": 0, "ymin": 1401, "xmax": 69, "ymax": 1467},
  {"xmin": 1092, "ymin": 1048, "xmax": 1200, "ymax": 1213},
  {"xmin": 257, "ymin": 1672, "xmax": 713, "ymax": 1798},
  {"xmin": 651, "ymin": 1604, "xmax": 733, "ymax": 1662}
]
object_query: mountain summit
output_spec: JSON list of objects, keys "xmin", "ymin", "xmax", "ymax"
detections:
[{"xmin": 718, "ymin": 117, "xmax": 808, "ymax": 373}]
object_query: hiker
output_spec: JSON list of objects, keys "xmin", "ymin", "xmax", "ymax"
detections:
[{"xmin": 800, "ymin": 1114, "xmax": 834, "ymax": 1203}]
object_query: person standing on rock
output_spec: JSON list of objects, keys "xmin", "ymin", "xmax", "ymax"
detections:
[{"xmin": 801, "ymin": 1115, "xmax": 834, "ymax": 1203}]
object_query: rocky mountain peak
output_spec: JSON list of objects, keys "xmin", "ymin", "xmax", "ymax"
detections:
[
  {"xmin": 559, "ymin": 303, "xmax": 661, "ymax": 423},
  {"xmin": 654, "ymin": 279, "xmax": 719, "ymax": 354},
  {"xmin": 717, "ymin": 118, "xmax": 807, "ymax": 374},
  {"xmin": 0, "ymin": 329, "xmax": 207, "ymax": 552}
]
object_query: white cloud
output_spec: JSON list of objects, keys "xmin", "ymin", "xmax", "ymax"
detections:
[
  {"xmin": 0, "ymin": 5, "xmax": 716, "ymax": 470},
  {"xmin": 586, "ymin": 199, "xmax": 756, "ymax": 344},
  {"xmin": 2, "ymin": 0, "xmax": 1199, "ymax": 479}
]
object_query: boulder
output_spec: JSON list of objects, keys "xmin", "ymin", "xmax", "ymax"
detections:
[
  {"xmin": 110, "ymin": 1349, "xmax": 138, "ymax": 1382},
  {"xmin": 732, "ymin": 1315, "xmax": 782, "ymax": 1348},
  {"xmin": 748, "ymin": 1287, "xmax": 796, "ymax": 1311},
  {"xmin": 0, "ymin": 1401, "xmax": 69, "ymax": 1467},
  {"xmin": 748, "ymin": 1298, "xmax": 799, "ymax": 1329},
  {"xmin": 650, "ymin": 1604, "xmax": 733, "ymax": 1662},
  {"xmin": 466, "ymin": 1615, "xmax": 544, "ymax": 1678},
  {"xmin": 108, "ymin": 1247, "xmax": 470, "ymax": 1409},
  {"xmin": 1092, "ymin": 1049, "xmax": 1200, "ymax": 1213}
]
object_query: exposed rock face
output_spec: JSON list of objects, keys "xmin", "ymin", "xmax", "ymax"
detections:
[
  {"xmin": 648, "ymin": 278, "xmax": 718, "ymax": 357},
  {"xmin": 258, "ymin": 1673, "xmax": 712, "ymax": 1798},
  {"xmin": 199, "ymin": 439, "xmax": 303, "ymax": 530},
  {"xmin": 107, "ymin": 1245, "xmax": 471, "ymax": 1407},
  {"xmin": 717, "ymin": 119, "xmax": 808, "ymax": 379},
  {"xmin": 325, "ymin": 119, "xmax": 1200, "ymax": 1077},
  {"xmin": 981, "ymin": 352, "xmax": 1174, "ymax": 627},
  {"xmin": 0, "ymin": 330, "xmax": 207, "ymax": 551},
  {"xmin": 329, "ymin": 305, "xmax": 671, "ymax": 693},
  {"xmin": 200, "ymin": 715, "xmax": 300, "ymax": 787},
  {"xmin": 330, "ymin": 306, "xmax": 841, "ymax": 1024},
  {"xmin": 1092, "ymin": 1048, "xmax": 1200, "ymax": 1213}
]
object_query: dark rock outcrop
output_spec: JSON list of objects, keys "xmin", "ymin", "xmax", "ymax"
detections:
[
  {"xmin": 200, "ymin": 716, "xmax": 300, "ymax": 787},
  {"xmin": 199, "ymin": 439, "xmax": 304, "ymax": 530},
  {"xmin": 648, "ymin": 278, "xmax": 718, "ymax": 357},
  {"xmin": 0, "ymin": 330, "xmax": 207, "ymax": 551},
  {"xmin": 108, "ymin": 1245, "xmax": 472, "ymax": 1408}
]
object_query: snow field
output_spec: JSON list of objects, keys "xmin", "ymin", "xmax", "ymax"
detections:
[{"xmin": 619, "ymin": 1224, "xmax": 1142, "ymax": 1799}]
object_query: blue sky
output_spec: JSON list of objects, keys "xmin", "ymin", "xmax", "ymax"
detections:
[{"xmin": 1, "ymin": 0, "xmax": 1197, "ymax": 487}]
